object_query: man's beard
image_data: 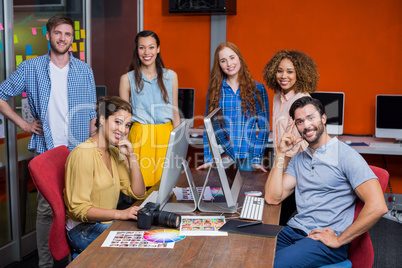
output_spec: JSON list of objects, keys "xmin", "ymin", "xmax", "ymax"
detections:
[
  {"xmin": 49, "ymin": 38, "xmax": 71, "ymax": 55},
  {"xmin": 301, "ymin": 122, "xmax": 324, "ymax": 145}
]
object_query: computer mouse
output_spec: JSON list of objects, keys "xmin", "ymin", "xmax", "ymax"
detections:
[
  {"xmin": 245, "ymin": 191, "xmax": 262, "ymax": 197},
  {"xmin": 345, "ymin": 140, "xmax": 352, "ymax": 145}
]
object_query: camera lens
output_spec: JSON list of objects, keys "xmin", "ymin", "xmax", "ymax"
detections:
[{"xmin": 156, "ymin": 211, "xmax": 181, "ymax": 228}]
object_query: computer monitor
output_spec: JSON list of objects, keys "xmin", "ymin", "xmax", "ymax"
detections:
[
  {"xmin": 375, "ymin": 95, "xmax": 402, "ymax": 141},
  {"xmin": 310, "ymin": 91, "xmax": 345, "ymax": 135},
  {"xmin": 96, "ymin": 85, "xmax": 107, "ymax": 100},
  {"xmin": 178, "ymin": 88, "xmax": 195, "ymax": 127},
  {"xmin": 198, "ymin": 107, "xmax": 243, "ymax": 213},
  {"xmin": 156, "ymin": 119, "xmax": 199, "ymax": 212}
]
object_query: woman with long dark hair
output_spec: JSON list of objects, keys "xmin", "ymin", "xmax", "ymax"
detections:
[
  {"xmin": 64, "ymin": 96, "xmax": 146, "ymax": 253},
  {"xmin": 119, "ymin": 30, "xmax": 180, "ymax": 187}
]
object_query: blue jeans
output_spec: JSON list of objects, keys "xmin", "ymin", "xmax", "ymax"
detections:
[
  {"xmin": 274, "ymin": 226, "xmax": 349, "ymax": 268},
  {"xmin": 236, "ymin": 158, "xmax": 254, "ymax": 171},
  {"xmin": 67, "ymin": 222, "xmax": 112, "ymax": 253}
]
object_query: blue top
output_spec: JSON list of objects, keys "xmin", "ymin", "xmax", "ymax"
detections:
[
  {"xmin": 285, "ymin": 137, "xmax": 377, "ymax": 236},
  {"xmin": 203, "ymin": 79, "xmax": 270, "ymax": 164},
  {"xmin": 127, "ymin": 69, "xmax": 173, "ymax": 124},
  {"xmin": 0, "ymin": 52, "xmax": 96, "ymax": 154}
]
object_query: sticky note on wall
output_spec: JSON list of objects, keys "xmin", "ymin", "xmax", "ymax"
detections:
[
  {"xmin": 75, "ymin": 21, "xmax": 80, "ymax": 30},
  {"xmin": 32, "ymin": 28, "xmax": 37, "ymax": 35},
  {"xmin": 79, "ymin": 42, "xmax": 84, "ymax": 52},
  {"xmin": 14, "ymin": 34, "xmax": 18, "ymax": 43},
  {"xmin": 26, "ymin": 45, "xmax": 33, "ymax": 55},
  {"xmin": 80, "ymin": 51, "xmax": 85, "ymax": 61},
  {"xmin": 16, "ymin": 55, "xmax": 23, "ymax": 67},
  {"xmin": 75, "ymin": 30, "xmax": 80, "ymax": 40},
  {"xmin": 0, "ymin": 23, "xmax": 4, "ymax": 30},
  {"xmin": 42, "ymin": 26, "xmax": 47, "ymax": 35},
  {"xmin": 80, "ymin": 29, "xmax": 86, "ymax": 39},
  {"xmin": 71, "ymin": 43, "xmax": 77, "ymax": 52}
]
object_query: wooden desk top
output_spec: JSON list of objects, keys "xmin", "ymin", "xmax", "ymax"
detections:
[{"xmin": 68, "ymin": 169, "xmax": 281, "ymax": 267}]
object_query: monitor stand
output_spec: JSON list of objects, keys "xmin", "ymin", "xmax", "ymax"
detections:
[
  {"xmin": 197, "ymin": 164, "xmax": 242, "ymax": 214},
  {"xmin": 161, "ymin": 160, "xmax": 200, "ymax": 213}
]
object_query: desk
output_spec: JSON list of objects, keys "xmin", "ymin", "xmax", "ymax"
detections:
[
  {"xmin": 189, "ymin": 131, "xmax": 402, "ymax": 172},
  {"xmin": 337, "ymin": 135, "xmax": 402, "ymax": 156},
  {"xmin": 0, "ymin": 136, "xmax": 35, "ymax": 231},
  {"xmin": 188, "ymin": 130, "xmax": 274, "ymax": 169},
  {"xmin": 68, "ymin": 169, "xmax": 281, "ymax": 267},
  {"xmin": 188, "ymin": 129, "xmax": 274, "ymax": 148},
  {"xmin": 190, "ymin": 128, "xmax": 402, "ymax": 155},
  {"xmin": 0, "ymin": 136, "xmax": 34, "ymax": 168}
]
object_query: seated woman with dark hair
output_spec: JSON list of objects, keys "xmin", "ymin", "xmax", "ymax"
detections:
[{"xmin": 64, "ymin": 96, "xmax": 146, "ymax": 253}]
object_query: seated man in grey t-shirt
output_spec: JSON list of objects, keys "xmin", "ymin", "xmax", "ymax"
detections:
[{"xmin": 265, "ymin": 96, "xmax": 387, "ymax": 267}]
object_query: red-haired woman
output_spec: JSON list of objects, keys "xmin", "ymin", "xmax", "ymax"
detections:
[{"xmin": 197, "ymin": 42, "xmax": 270, "ymax": 172}]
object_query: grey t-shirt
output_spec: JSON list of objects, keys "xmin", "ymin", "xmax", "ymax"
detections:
[{"xmin": 285, "ymin": 137, "xmax": 377, "ymax": 236}]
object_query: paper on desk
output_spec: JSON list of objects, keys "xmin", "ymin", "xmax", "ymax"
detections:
[
  {"xmin": 101, "ymin": 231, "xmax": 175, "ymax": 248},
  {"xmin": 21, "ymin": 98, "xmax": 34, "ymax": 123},
  {"xmin": 179, "ymin": 216, "xmax": 228, "ymax": 236},
  {"xmin": 173, "ymin": 186, "xmax": 217, "ymax": 201}
]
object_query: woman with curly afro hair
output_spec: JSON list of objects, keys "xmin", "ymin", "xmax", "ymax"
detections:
[
  {"xmin": 263, "ymin": 50, "xmax": 319, "ymax": 165},
  {"xmin": 263, "ymin": 50, "xmax": 319, "ymax": 226},
  {"xmin": 197, "ymin": 42, "xmax": 270, "ymax": 172}
]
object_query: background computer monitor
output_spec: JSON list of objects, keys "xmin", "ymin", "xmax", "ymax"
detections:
[
  {"xmin": 198, "ymin": 108, "xmax": 243, "ymax": 213},
  {"xmin": 310, "ymin": 91, "xmax": 345, "ymax": 135},
  {"xmin": 96, "ymin": 85, "xmax": 107, "ymax": 100},
  {"xmin": 178, "ymin": 88, "xmax": 195, "ymax": 127},
  {"xmin": 156, "ymin": 119, "xmax": 199, "ymax": 212},
  {"xmin": 375, "ymin": 95, "xmax": 402, "ymax": 141}
]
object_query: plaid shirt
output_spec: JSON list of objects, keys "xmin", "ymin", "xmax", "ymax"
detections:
[
  {"xmin": 0, "ymin": 52, "xmax": 96, "ymax": 154},
  {"xmin": 203, "ymin": 79, "xmax": 270, "ymax": 164}
]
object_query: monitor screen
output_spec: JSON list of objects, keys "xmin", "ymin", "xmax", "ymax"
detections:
[
  {"xmin": 178, "ymin": 88, "xmax": 195, "ymax": 127},
  {"xmin": 375, "ymin": 95, "xmax": 402, "ymax": 140},
  {"xmin": 310, "ymin": 91, "xmax": 345, "ymax": 135},
  {"xmin": 169, "ymin": 0, "xmax": 237, "ymax": 14},
  {"xmin": 156, "ymin": 119, "xmax": 195, "ymax": 212},
  {"xmin": 96, "ymin": 85, "xmax": 107, "ymax": 100},
  {"xmin": 199, "ymin": 108, "xmax": 242, "ymax": 213},
  {"xmin": 209, "ymin": 108, "xmax": 235, "ymax": 161}
]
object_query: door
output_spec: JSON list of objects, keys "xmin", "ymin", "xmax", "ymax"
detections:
[{"xmin": 0, "ymin": 1, "xmax": 89, "ymax": 266}]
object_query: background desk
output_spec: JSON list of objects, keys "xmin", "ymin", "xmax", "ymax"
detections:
[
  {"xmin": 0, "ymin": 136, "xmax": 34, "ymax": 168},
  {"xmin": 0, "ymin": 136, "xmax": 35, "ymax": 232},
  {"xmin": 337, "ymin": 135, "xmax": 402, "ymax": 156},
  {"xmin": 68, "ymin": 169, "xmax": 281, "ymax": 267},
  {"xmin": 189, "ymin": 129, "xmax": 402, "ymax": 155},
  {"xmin": 189, "ymin": 130, "xmax": 402, "ymax": 171}
]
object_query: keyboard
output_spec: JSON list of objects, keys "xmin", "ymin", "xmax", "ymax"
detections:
[
  {"xmin": 369, "ymin": 142, "xmax": 402, "ymax": 148},
  {"xmin": 140, "ymin": 191, "xmax": 158, "ymax": 207},
  {"xmin": 240, "ymin": 195, "xmax": 264, "ymax": 221}
]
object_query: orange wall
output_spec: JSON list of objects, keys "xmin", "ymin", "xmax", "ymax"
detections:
[{"xmin": 144, "ymin": 0, "xmax": 402, "ymax": 192}]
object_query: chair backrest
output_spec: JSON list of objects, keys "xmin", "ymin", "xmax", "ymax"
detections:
[
  {"xmin": 348, "ymin": 165, "xmax": 389, "ymax": 267},
  {"xmin": 28, "ymin": 145, "xmax": 70, "ymax": 261}
]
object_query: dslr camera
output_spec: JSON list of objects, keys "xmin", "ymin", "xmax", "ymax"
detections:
[{"xmin": 137, "ymin": 202, "xmax": 181, "ymax": 229}]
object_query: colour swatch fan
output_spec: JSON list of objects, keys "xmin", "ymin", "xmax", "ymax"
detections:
[{"xmin": 143, "ymin": 229, "xmax": 185, "ymax": 243}]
